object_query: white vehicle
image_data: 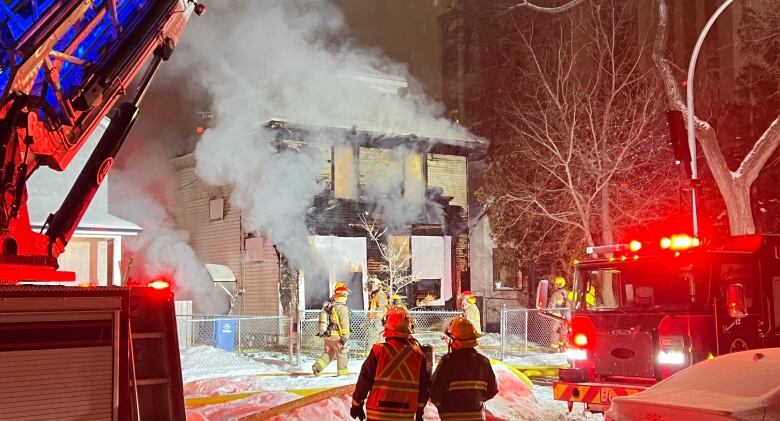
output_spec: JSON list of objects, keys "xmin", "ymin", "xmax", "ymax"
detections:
[{"xmin": 605, "ymin": 348, "xmax": 780, "ymax": 421}]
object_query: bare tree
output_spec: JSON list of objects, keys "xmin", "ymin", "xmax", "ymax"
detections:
[
  {"xmin": 482, "ymin": 0, "xmax": 677, "ymax": 271},
  {"xmin": 506, "ymin": 0, "xmax": 588, "ymax": 14},
  {"xmin": 653, "ymin": 0, "xmax": 780, "ymax": 235},
  {"xmin": 357, "ymin": 213, "xmax": 419, "ymax": 301}
]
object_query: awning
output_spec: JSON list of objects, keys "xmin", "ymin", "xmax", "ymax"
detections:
[
  {"xmin": 27, "ymin": 197, "xmax": 141, "ymax": 237},
  {"xmin": 205, "ymin": 264, "xmax": 236, "ymax": 283}
]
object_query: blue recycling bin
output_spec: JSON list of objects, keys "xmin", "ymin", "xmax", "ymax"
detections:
[{"xmin": 215, "ymin": 319, "xmax": 237, "ymax": 352}]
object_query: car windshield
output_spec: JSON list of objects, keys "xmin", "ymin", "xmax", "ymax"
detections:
[{"xmin": 572, "ymin": 260, "xmax": 699, "ymax": 311}]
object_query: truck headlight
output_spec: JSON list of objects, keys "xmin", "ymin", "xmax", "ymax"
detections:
[
  {"xmin": 566, "ymin": 348, "xmax": 588, "ymax": 361},
  {"xmin": 657, "ymin": 349, "xmax": 685, "ymax": 365}
]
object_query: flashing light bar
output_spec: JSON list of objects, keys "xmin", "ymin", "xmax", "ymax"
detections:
[
  {"xmin": 586, "ymin": 240, "xmax": 644, "ymax": 257},
  {"xmin": 660, "ymin": 234, "xmax": 700, "ymax": 251},
  {"xmin": 147, "ymin": 280, "xmax": 171, "ymax": 290}
]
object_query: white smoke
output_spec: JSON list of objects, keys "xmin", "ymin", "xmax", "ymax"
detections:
[
  {"xmin": 175, "ymin": 0, "xmax": 469, "ymax": 272},
  {"xmin": 110, "ymin": 143, "xmax": 228, "ymax": 314},
  {"xmin": 362, "ymin": 145, "xmax": 444, "ymax": 231}
]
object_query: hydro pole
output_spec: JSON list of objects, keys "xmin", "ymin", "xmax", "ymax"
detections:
[{"xmin": 686, "ymin": 0, "xmax": 734, "ymax": 237}]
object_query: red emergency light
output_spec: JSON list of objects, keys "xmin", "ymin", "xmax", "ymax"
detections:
[
  {"xmin": 147, "ymin": 280, "xmax": 170, "ymax": 290},
  {"xmin": 660, "ymin": 234, "xmax": 700, "ymax": 251}
]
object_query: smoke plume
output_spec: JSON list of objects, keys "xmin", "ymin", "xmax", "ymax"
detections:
[
  {"xmin": 111, "ymin": 134, "xmax": 228, "ymax": 314},
  {"xmin": 172, "ymin": 0, "xmax": 469, "ymax": 274}
]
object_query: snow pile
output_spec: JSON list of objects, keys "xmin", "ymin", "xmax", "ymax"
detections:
[
  {"xmin": 181, "ymin": 346, "xmax": 599, "ymax": 421},
  {"xmin": 484, "ymin": 363, "xmax": 540, "ymax": 420},
  {"xmin": 181, "ymin": 346, "xmax": 283, "ymax": 383}
]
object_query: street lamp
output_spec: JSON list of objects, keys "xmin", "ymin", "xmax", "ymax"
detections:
[{"xmin": 686, "ymin": 0, "xmax": 734, "ymax": 236}]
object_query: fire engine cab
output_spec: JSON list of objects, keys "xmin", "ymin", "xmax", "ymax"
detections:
[{"xmin": 537, "ymin": 234, "xmax": 780, "ymax": 413}]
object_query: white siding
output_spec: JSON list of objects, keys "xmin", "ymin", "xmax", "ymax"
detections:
[{"xmin": 175, "ymin": 164, "xmax": 281, "ymax": 315}]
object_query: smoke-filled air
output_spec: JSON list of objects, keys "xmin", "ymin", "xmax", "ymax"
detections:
[{"xmin": 173, "ymin": 0, "xmax": 471, "ymax": 276}]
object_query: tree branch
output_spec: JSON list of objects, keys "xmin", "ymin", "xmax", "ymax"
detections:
[
  {"xmin": 737, "ymin": 116, "xmax": 780, "ymax": 185},
  {"xmin": 508, "ymin": 0, "xmax": 588, "ymax": 14}
]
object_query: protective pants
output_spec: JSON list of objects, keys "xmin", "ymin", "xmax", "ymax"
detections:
[
  {"xmin": 313, "ymin": 337, "xmax": 349, "ymax": 375},
  {"xmin": 549, "ymin": 320, "xmax": 567, "ymax": 352},
  {"xmin": 366, "ymin": 318, "xmax": 384, "ymax": 348}
]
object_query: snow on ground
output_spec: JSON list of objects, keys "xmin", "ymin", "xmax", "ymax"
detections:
[{"xmin": 182, "ymin": 346, "xmax": 601, "ymax": 421}]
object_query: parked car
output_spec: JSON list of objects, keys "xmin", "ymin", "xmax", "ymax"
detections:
[{"xmin": 606, "ymin": 348, "xmax": 780, "ymax": 421}]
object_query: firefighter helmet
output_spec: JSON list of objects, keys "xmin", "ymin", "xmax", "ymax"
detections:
[
  {"xmin": 382, "ymin": 306, "xmax": 414, "ymax": 335},
  {"xmin": 334, "ymin": 282, "xmax": 350, "ymax": 296},
  {"xmin": 445, "ymin": 316, "xmax": 480, "ymax": 341},
  {"xmin": 554, "ymin": 276, "xmax": 567, "ymax": 288},
  {"xmin": 461, "ymin": 290, "xmax": 477, "ymax": 305}
]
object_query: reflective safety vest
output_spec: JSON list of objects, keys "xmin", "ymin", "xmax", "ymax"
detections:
[{"xmin": 366, "ymin": 340, "xmax": 425, "ymax": 419}]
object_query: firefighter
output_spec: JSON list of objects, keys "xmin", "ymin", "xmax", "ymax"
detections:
[
  {"xmin": 366, "ymin": 277, "xmax": 389, "ymax": 346},
  {"xmin": 566, "ymin": 282, "xmax": 596, "ymax": 308},
  {"xmin": 351, "ymin": 306, "xmax": 430, "ymax": 421},
  {"xmin": 391, "ymin": 293, "xmax": 408, "ymax": 309},
  {"xmin": 431, "ymin": 316, "xmax": 497, "ymax": 421},
  {"xmin": 549, "ymin": 277, "xmax": 570, "ymax": 352},
  {"xmin": 460, "ymin": 291, "xmax": 482, "ymax": 336},
  {"xmin": 313, "ymin": 283, "xmax": 351, "ymax": 376}
]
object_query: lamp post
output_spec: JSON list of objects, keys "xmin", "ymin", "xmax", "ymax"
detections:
[{"xmin": 686, "ymin": 0, "xmax": 734, "ymax": 237}]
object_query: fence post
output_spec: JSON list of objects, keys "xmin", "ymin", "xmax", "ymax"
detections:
[
  {"xmin": 237, "ymin": 317, "xmax": 242, "ymax": 355},
  {"xmin": 500, "ymin": 305, "xmax": 506, "ymax": 361},
  {"xmin": 297, "ymin": 309, "xmax": 303, "ymax": 366},
  {"xmin": 288, "ymin": 304, "xmax": 294, "ymax": 365},
  {"xmin": 524, "ymin": 310, "xmax": 529, "ymax": 355}
]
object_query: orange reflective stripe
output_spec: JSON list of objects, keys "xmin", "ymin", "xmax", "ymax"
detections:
[
  {"xmin": 379, "ymin": 346, "xmax": 414, "ymax": 378},
  {"xmin": 366, "ymin": 342, "xmax": 423, "ymax": 415}
]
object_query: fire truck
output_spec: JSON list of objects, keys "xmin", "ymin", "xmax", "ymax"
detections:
[
  {"xmin": 0, "ymin": 1, "xmax": 203, "ymax": 420},
  {"xmin": 537, "ymin": 234, "xmax": 780, "ymax": 413}
]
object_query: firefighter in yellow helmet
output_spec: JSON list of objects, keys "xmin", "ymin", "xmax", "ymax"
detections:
[
  {"xmin": 431, "ymin": 316, "xmax": 497, "ymax": 421},
  {"xmin": 549, "ymin": 277, "xmax": 570, "ymax": 352},
  {"xmin": 566, "ymin": 282, "xmax": 596, "ymax": 308},
  {"xmin": 391, "ymin": 293, "xmax": 408, "ymax": 309},
  {"xmin": 351, "ymin": 306, "xmax": 430, "ymax": 421},
  {"xmin": 460, "ymin": 291, "xmax": 482, "ymax": 336},
  {"xmin": 313, "ymin": 283, "xmax": 351, "ymax": 376}
]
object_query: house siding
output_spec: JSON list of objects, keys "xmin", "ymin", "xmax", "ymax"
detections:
[{"xmin": 174, "ymin": 161, "xmax": 281, "ymax": 315}]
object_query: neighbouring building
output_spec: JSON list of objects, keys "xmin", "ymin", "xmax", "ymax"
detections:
[{"xmin": 27, "ymin": 118, "xmax": 142, "ymax": 285}]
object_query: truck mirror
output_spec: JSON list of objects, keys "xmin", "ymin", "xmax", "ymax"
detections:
[
  {"xmin": 536, "ymin": 279, "xmax": 550, "ymax": 309},
  {"xmin": 726, "ymin": 284, "xmax": 747, "ymax": 319}
]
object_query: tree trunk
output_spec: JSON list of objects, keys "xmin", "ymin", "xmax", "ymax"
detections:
[
  {"xmin": 601, "ymin": 186, "xmax": 614, "ymax": 245},
  {"xmin": 723, "ymin": 180, "xmax": 756, "ymax": 236}
]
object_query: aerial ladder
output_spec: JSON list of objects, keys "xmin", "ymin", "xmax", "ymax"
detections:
[{"xmin": 0, "ymin": 1, "xmax": 204, "ymax": 419}]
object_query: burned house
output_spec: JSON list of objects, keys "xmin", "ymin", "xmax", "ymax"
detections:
[{"xmin": 172, "ymin": 119, "xmax": 484, "ymax": 315}]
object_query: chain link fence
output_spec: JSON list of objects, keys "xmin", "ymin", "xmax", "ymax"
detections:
[
  {"xmin": 299, "ymin": 309, "xmax": 461, "ymax": 358},
  {"xmin": 176, "ymin": 307, "xmax": 566, "ymax": 364},
  {"xmin": 177, "ymin": 314, "xmax": 293, "ymax": 356},
  {"xmin": 499, "ymin": 306, "xmax": 570, "ymax": 359}
]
